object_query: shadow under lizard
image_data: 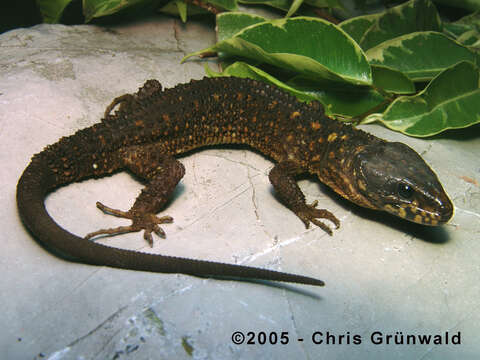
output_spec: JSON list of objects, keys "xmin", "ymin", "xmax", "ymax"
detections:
[{"xmin": 16, "ymin": 77, "xmax": 454, "ymax": 287}]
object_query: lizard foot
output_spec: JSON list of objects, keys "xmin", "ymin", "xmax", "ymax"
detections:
[
  {"xmin": 84, "ymin": 201, "xmax": 173, "ymax": 247},
  {"xmin": 295, "ymin": 200, "xmax": 340, "ymax": 236}
]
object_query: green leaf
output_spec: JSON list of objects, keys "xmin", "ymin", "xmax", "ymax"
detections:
[
  {"xmin": 206, "ymin": 62, "xmax": 318, "ymax": 102},
  {"xmin": 443, "ymin": 11, "xmax": 480, "ymax": 38},
  {"xmin": 159, "ymin": 1, "xmax": 208, "ymax": 18},
  {"xmin": 304, "ymin": 0, "xmax": 344, "ymax": 8},
  {"xmin": 286, "ymin": 0, "xmax": 305, "ymax": 18},
  {"xmin": 215, "ymin": 13, "xmax": 268, "ymax": 65},
  {"xmin": 371, "ymin": 65, "xmax": 415, "ymax": 94},
  {"xmin": 159, "ymin": 0, "xmax": 236, "ymax": 19},
  {"xmin": 207, "ymin": 0, "xmax": 238, "ymax": 11},
  {"xmin": 238, "ymin": 0, "xmax": 342, "ymax": 12},
  {"xmin": 207, "ymin": 61, "xmax": 384, "ymax": 117},
  {"xmin": 184, "ymin": 17, "xmax": 372, "ymax": 85},
  {"xmin": 443, "ymin": 23, "xmax": 472, "ymax": 39},
  {"xmin": 176, "ymin": 0, "xmax": 188, "ymax": 22},
  {"xmin": 444, "ymin": 11, "xmax": 480, "ymax": 48},
  {"xmin": 237, "ymin": 0, "xmax": 292, "ymax": 11},
  {"xmin": 315, "ymin": 88, "xmax": 386, "ymax": 117},
  {"xmin": 217, "ymin": 12, "xmax": 267, "ymax": 42},
  {"xmin": 457, "ymin": 29, "xmax": 480, "ymax": 48},
  {"xmin": 359, "ymin": 0, "xmax": 442, "ymax": 51},
  {"xmin": 372, "ymin": 61, "xmax": 480, "ymax": 137},
  {"xmin": 288, "ymin": 77, "xmax": 386, "ymax": 117},
  {"xmin": 83, "ymin": 0, "xmax": 146, "ymax": 22},
  {"xmin": 454, "ymin": 10, "xmax": 480, "ymax": 28},
  {"xmin": 366, "ymin": 31, "xmax": 479, "ymax": 81},
  {"xmin": 339, "ymin": 13, "xmax": 380, "ymax": 44},
  {"xmin": 36, "ymin": 0, "xmax": 73, "ymax": 23},
  {"xmin": 432, "ymin": 0, "xmax": 480, "ymax": 12}
]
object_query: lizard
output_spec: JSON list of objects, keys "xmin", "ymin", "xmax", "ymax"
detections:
[{"xmin": 16, "ymin": 77, "xmax": 454, "ymax": 287}]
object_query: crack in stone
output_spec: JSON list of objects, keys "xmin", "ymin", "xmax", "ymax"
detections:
[
  {"xmin": 180, "ymin": 185, "xmax": 251, "ymax": 230},
  {"xmin": 203, "ymin": 153, "xmax": 265, "ymax": 173},
  {"xmin": 172, "ymin": 20, "xmax": 186, "ymax": 56},
  {"xmin": 191, "ymin": 157, "xmax": 198, "ymax": 185},
  {"xmin": 247, "ymin": 167, "xmax": 260, "ymax": 222},
  {"xmin": 238, "ymin": 235, "xmax": 303, "ymax": 265},
  {"xmin": 420, "ymin": 143, "xmax": 432, "ymax": 157},
  {"xmin": 68, "ymin": 306, "xmax": 128, "ymax": 348},
  {"xmin": 454, "ymin": 206, "xmax": 480, "ymax": 219},
  {"xmin": 42, "ymin": 305, "xmax": 127, "ymax": 358}
]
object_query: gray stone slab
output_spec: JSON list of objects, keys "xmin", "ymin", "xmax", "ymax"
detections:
[{"xmin": 1, "ymin": 15, "xmax": 479, "ymax": 360}]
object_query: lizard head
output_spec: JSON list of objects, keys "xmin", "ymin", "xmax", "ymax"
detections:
[{"xmin": 351, "ymin": 141, "xmax": 453, "ymax": 226}]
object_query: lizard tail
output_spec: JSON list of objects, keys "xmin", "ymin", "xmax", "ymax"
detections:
[{"xmin": 16, "ymin": 159, "xmax": 325, "ymax": 287}]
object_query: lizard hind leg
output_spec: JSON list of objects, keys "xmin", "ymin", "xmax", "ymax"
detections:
[
  {"xmin": 84, "ymin": 202, "xmax": 174, "ymax": 246},
  {"xmin": 85, "ymin": 144, "xmax": 185, "ymax": 246}
]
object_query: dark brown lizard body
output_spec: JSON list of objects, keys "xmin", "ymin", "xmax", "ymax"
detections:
[{"xmin": 17, "ymin": 77, "xmax": 453, "ymax": 286}]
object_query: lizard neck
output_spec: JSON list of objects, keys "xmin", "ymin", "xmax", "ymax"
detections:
[{"xmin": 306, "ymin": 123, "xmax": 384, "ymax": 209}]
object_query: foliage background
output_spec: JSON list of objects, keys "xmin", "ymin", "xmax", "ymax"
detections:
[{"xmin": 1, "ymin": 0, "xmax": 479, "ymax": 137}]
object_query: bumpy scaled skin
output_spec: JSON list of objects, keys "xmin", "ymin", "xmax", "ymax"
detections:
[{"xmin": 16, "ymin": 77, "xmax": 454, "ymax": 286}]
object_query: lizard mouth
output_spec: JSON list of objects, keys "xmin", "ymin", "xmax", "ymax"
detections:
[
  {"xmin": 383, "ymin": 196, "xmax": 454, "ymax": 226},
  {"xmin": 437, "ymin": 194, "xmax": 454, "ymax": 224},
  {"xmin": 428, "ymin": 189, "xmax": 454, "ymax": 225}
]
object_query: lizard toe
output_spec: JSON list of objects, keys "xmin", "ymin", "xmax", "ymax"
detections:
[
  {"xmin": 294, "ymin": 201, "xmax": 340, "ymax": 235},
  {"xmin": 85, "ymin": 202, "xmax": 174, "ymax": 245}
]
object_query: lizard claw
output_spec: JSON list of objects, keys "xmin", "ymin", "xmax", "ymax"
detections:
[
  {"xmin": 295, "ymin": 200, "xmax": 340, "ymax": 236},
  {"xmin": 84, "ymin": 201, "xmax": 174, "ymax": 247},
  {"xmin": 152, "ymin": 224, "xmax": 165, "ymax": 238}
]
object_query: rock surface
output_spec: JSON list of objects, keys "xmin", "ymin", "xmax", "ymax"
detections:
[{"xmin": 1, "ymin": 15, "xmax": 479, "ymax": 359}]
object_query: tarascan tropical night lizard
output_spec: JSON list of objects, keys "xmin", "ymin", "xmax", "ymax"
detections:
[{"xmin": 17, "ymin": 77, "xmax": 454, "ymax": 286}]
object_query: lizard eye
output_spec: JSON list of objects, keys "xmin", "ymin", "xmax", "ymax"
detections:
[{"xmin": 397, "ymin": 182, "xmax": 414, "ymax": 199}]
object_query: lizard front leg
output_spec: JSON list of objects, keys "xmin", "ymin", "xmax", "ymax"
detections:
[
  {"xmin": 85, "ymin": 144, "xmax": 185, "ymax": 246},
  {"xmin": 269, "ymin": 160, "xmax": 340, "ymax": 235}
]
